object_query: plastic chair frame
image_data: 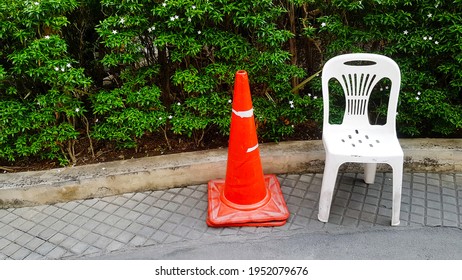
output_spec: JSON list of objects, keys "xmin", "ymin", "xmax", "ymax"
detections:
[{"xmin": 318, "ymin": 53, "xmax": 403, "ymax": 226}]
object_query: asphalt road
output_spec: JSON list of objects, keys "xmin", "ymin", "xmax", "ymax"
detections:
[{"xmin": 85, "ymin": 226, "xmax": 462, "ymax": 260}]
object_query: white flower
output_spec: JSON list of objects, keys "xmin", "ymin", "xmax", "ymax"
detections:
[
  {"xmin": 177, "ymin": 102, "xmax": 181, "ymax": 106},
  {"xmin": 308, "ymin": 93, "xmax": 312, "ymax": 97},
  {"xmin": 228, "ymin": 99, "xmax": 232, "ymax": 104},
  {"xmin": 197, "ymin": 30, "xmax": 201, "ymax": 35},
  {"xmin": 427, "ymin": 13, "xmax": 432, "ymax": 18},
  {"xmin": 34, "ymin": 2, "xmax": 39, "ymax": 5},
  {"xmin": 417, "ymin": 91, "xmax": 421, "ymax": 95},
  {"xmin": 170, "ymin": 16, "xmax": 175, "ymax": 21},
  {"xmin": 112, "ymin": 30, "xmax": 118, "ymax": 34},
  {"xmin": 61, "ymin": 67, "xmax": 65, "ymax": 72},
  {"xmin": 168, "ymin": 115, "xmax": 173, "ymax": 119},
  {"xmin": 162, "ymin": 2, "xmax": 167, "ymax": 7},
  {"xmin": 159, "ymin": 117, "xmax": 163, "ymax": 120},
  {"xmin": 428, "ymin": 36, "xmax": 433, "ymax": 41},
  {"xmin": 403, "ymin": 30, "xmax": 409, "ymax": 35},
  {"xmin": 380, "ymin": 87, "xmax": 383, "ymax": 91},
  {"xmin": 175, "ymin": 15, "xmax": 179, "ymax": 20},
  {"xmin": 44, "ymin": 35, "xmax": 50, "ymax": 39},
  {"xmin": 289, "ymin": 100, "xmax": 294, "ymax": 104},
  {"xmin": 120, "ymin": 18, "xmax": 125, "ymax": 24},
  {"xmin": 192, "ymin": 5, "xmax": 196, "ymax": 9},
  {"xmin": 313, "ymin": 96, "xmax": 318, "ymax": 99},
  {"xmin": 188, "ymin": 17, "xmax": 192, "ymax": 22},
  {"xmin": 290, "ymin": 104, "xmax": 294, "ymax": 108},
  {"xmin": 415, "ymin": 96, "xmax": 420, "ymax": 100},
  {"xmin": 423, "ymin": 36, "xmax": 428, "ymax": 40},
  {"xmin": 321, "ymin": 22, "xmax": 327, "ymax": 27},
  {"xmin": 75, "ymin": 108, "xmax": 80, "ymax": 113},
  {"xmin": 54, "ymin": 67, "xmax": 59, "ymax": 71},
  {"xmin": 435, "ymin": 41, "xmax": 439, "ymax": 45},
  {"xmin": 66, "ymin": 63, "xmax": 71, "ymax": 68}
]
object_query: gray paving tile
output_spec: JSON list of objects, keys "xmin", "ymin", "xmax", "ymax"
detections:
[
  {"xmin": 24, "ymin": 252, "xmax": 43, "ymax": 260},
  {"xmin": 38, "ymin": 228, "xmax": 58, "ymax": 241},
  {"xmin": 360, "ymin": 212, "xmax": 376, "ymax": 223},
  {"xmin": 443, "ymin": 204, "xmax": 457, "ymax": 214},
  {"xmin": 93, "ymin": 236, "xmax": 112, "ymax": 249},
  {"xmin": 427, "ymin": 193, "xmax": 441, "ymax": 202},
  {"xmin": 60, "ymin": 201, "xmax": 81, "ymax": 212},
  {"xmin": 82, "ymin": 232, "xmax": 101, "ymax": 244},
  {"xmin": 82, "ymin": 246, "xmax": 101, "ymax": 256},
  {"xmin": 442, "ymin": 220, "xmax": 458, "ymax": 227},
  {"xmin": 342, "ymin": 216, "xmax": 358, "ymax": 227},
  {"xmin": 410, "ymin": 213, "xmax": 425, "ymax": 224},
  {"xmin": 69, "ymin": 241, "xmax": 90, "ymax": 255},
  {"xmin": 427, "ymin": 208, "xmax": 441, "ymax": 219},
  {"xmin": 48, "ymin": 232, "xmax": 68, "ymax": 245},
  {"xmin": 412, "ymin": 197, "xmax": 425, "ymax": 207},
  {"xmin": 2, "ymin": 242, "xmax": 22, "ymax": 257},
  {"xmin": 348, "ymin": 200, "xmax": 363, "ymax": 211},
  {"xmin": 375, "ymin": 215, "xmax": 391, "ymax": 226},
  {"xmin": 35, "ymin": 241, "xmax": 56, "ymax": 256},
  {"xmin": 27, "ymin": 224, "xmax": 47, "ymax": 237},
  {"xmin": 411, "ymin": 205, "xmax": 425, "ymax": 215},
  {"xmin": 150, "ymin": 230, "xmax": 169, "ymax": 243},
  {"xmin": 10, "ymin": 247, "xmax": 32, "ymax": 260},
  {"xmin": 442, "ymin": 212, "xmax": 458, "ymax": 222},
  {"xmin": 12, "ymin": 232, "xmax": 34, "ymax": 246},
  {"xmin": 362, "ymin": 204, "xmax": 378, "ymax": 214},
  {"xmin": 4, "ymin": 228, "xmax": 25, "ymax": 243},
  {"xmin": 113, "ymin": 218, "xmax": 132, "ymax": 230},
  {"xmin": 426, "ymin": 217, "xmax": 443, "ymax": 226},
  {"xmin": 128, "ymin": 235, "xmax": 148, "ymax": 246},
  {"xmin": 103, "ymin": 227, "xmax": 124, "ymax": 240},
  {"xmin": 125, "ymin": 222, "xmax": 145, "ymax": 234},
  {"xmin": 99, "ymin": 240, "xmax": 124, "ymax": 254},
  {"xmin": 49, "ymin": 220, "xmax": 69, "ymax": 232},
  {"xmin": 115, "ymin": 231, "xmax": 135, "ymax": 244},
  {"xmin": 427, "ymin": 200, "xmax": 442, "ymax": 210},
  {"xmin": 304, "ymin": 191, "xmax": 318, "ymax": 201}
]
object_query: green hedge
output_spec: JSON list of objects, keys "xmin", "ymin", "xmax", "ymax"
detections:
[{"xmin": 1, "ymin": 0, "xmax": 461, "ymax": 165}]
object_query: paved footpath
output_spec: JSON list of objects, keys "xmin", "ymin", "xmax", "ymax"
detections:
[{"xmin": 1, "ymin": 172, "xmax": 461, "ymax": 260}]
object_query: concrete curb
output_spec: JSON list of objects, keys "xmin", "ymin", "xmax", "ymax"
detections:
[{"xmin": 0, "ymin": 139, "xmax": 460, "ymax": 208}]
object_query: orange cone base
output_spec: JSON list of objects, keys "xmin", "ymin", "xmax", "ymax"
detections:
[
  {"xmin": 207, "ymin": 174, "xmax": 289, "ymax": 227},
  {"xmin": 206, "ymin": 218, "xmax": 287, "ymax": 228}
]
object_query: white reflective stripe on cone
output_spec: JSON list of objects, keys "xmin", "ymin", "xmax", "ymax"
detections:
[
  {"xmin": 246, "ymin": 144, "xmax": 259, "ymax": 153},
  {"xmin": 232, "ymin": 108, "xmax": 253, "ymax": 118}
]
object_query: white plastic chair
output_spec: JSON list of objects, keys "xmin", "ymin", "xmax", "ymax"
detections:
[{"xmin": 318, "ymin": 53, "xmax": 403, "ymax": 226}]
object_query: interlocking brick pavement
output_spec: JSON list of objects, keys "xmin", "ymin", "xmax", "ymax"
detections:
[{"xmin": 0, "ymin": 172, "xmax": 461, "ymax": 259}]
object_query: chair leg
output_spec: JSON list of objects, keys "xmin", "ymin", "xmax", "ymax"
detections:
[
  {"xmin": 318, "ymin": 158, "xmax": 341, "ymax": 223},
  {"xmin": 391, "ymin": 162, "xmax": 403, "ymax": 226},
  {"xmin": 364, "ymin": 163, "xmax": 377, "ymax": 184}
]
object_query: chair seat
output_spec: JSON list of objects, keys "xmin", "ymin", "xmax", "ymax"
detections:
[{"xmin": 323, "ymin": 127, "xmax": 403, "ymax": 161}]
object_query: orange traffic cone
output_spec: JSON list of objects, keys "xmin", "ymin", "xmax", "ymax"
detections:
[{"xmin": 207, "ymin": 70, "xmax": 290, "ymax": 227}]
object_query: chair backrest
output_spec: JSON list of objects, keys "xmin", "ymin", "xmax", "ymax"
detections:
[{"xmin": 322, "ymin": 53, "xmax": 401, "ymax": 132}]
